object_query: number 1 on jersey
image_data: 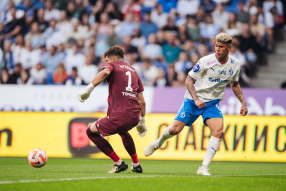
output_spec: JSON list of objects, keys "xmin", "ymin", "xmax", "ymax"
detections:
[{"xmin": 126, "ymin": 71, "xmax": 133, "ymax": 91}]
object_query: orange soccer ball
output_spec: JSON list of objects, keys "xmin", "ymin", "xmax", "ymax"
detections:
[{"xmin": 28, "ymin": 148, "xmax": 48, "ymax": 168}]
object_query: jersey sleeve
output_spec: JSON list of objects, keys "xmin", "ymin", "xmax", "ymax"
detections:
[
  {"xmin": 232, "ymin": 67, "xmax": 240, "ymax": 82},
  {"xmin": 188, "ymin": 58, "xmax": 205, "ymax": 80},
  {"xmin": 100, "ymin": 63, "xmax": 114, "ymax": 73},
  {"xmin": 137, "ymin": 76, "xmax": 144, "ymax": 93}
]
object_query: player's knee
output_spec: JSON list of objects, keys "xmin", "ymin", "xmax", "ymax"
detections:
[
  {"xmin": 169, "ymin": 126, "xmax": 181, "ymax": 135},
  {"xmin": 213, "ymin": 129, "xmax": 224, "ymax": 139}
]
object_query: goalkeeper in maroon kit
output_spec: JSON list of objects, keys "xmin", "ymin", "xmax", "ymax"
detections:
[{"xmin": 78, "ymin": 46, "xmax": 147, "ymax": 173}]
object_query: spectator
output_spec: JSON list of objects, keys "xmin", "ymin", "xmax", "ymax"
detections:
[
  {"xmin": 34, "ymin": 8, "xmax": 49, "ymax": 33},
  {"xmin": 157, "ymin": 0, "xmax": 177, "ymax": 13},
  {"xmin": 151, "ymin": 4, "xmax": 168, "ymax": 28},
  {"xmin": 44, "ymin": 0, "xmax": 60, "ymax": 21},
  {"xmin": 154, "ymin": 67, "xmax": 171, "ymax": 87},
  {"xmin": 65, "ymin": 67, "xmax": 83, "ymax": 85},
  {"xmin": 78, "ymin": 55, "xmax": 98, "ymax": 85},
  {"xmin": 24, "ymin": 0, "xmax": 35, "ymax": 26},
  {"xmin": 42, "ymin": 45, "xmax": 64, "ymax": 83},
  {"xmin": 12, "ymin": 34, "xmax": 25, "ymax": 64},
  {"xmin": 178, "ymin": 23, "xmax": 191, "ymax": 45},
  {"xmin": 172, "ymin": 71, "xmax": 187, "ymax": 87},
  {"xmin": 116, "ymin": 12, "xmax": 138, "ymax": 37},
  {"xmin": 198, "ymin": 44, "xmax": 209, "ymax": 57},
  {"xmin": 1, "ymin": 8, "xmax": 25, "ymax": 40},
  {"xmin": 53, "ymin": 0, "xmax": 70, "ymax": 11},
  {"xmin": 98, "ymin": 12, "xmax": 112, "ymax": 36},
  {"xmin": 200, "ymin": 0, "xmax": 217, "ymax": 14},
  {"xmin": 250, "ymin": 12, "xmax": 265, "ymax": 44},
  {"xmin": 86, "ymin": 45, "xmax": 100, "ymax": 66},
  {"xmin": 156, "ymin": 29, "xmax": 167, "ymax": 46},
  {"xmin": 177, "ymin": 0, "xmax": 200, "ymax": 17},
  {"xmin": 239, "ymin": 23, "xmax": 258, "ymax": 71},
  {"xmin": 140, "ymin": 12, "xmax": 158, "ymax": 39},
  {"xmin": 64, "ymin": 44, "xmax": 85, "ymax": 74},
  {"xmin": 125, "ymin": 52, "xmax": 143, "ymax": 78},
  {"xmin": 212, "ymin": 3, "xmax": 229, "ymax": 29},
  {"xmin": 182, "ymin": 40, "xmax": 197, "ymax": 57},
  {"xmin": 0, "ymin": 0, "xmax": 24, "ymax": 24},
  {"xmin": 131, "ymin": 29, "xmax": 146, "ymax": 49},
  {"xmin": 65, "ymin": 18, "xmax": 85, "ymax": 43},
  {"xmin": 40, "ymin": 19, "xmax": 58, "ymax": 48},
  {"xmin": 20, "ymin": 41, "xmax": 41, "ymax": 69},
  {"xmin": 142, "ymin": 59, "xmax": 158, "ymax": 85},
  {"xmin": 53, "ymin": 63, "xmax": 69, "ymax": 84},
  {"xmin": 186, "ymin": 15, "xmax": 200, "ymax": 41},
  {"xmin": 196, "ymin": 6, "xmax": 206, "ymax": 24},
  {"xmin": 105, "ymin": 2, "xmax": 123, "ymax": 21},
  {"xmin": 224, "ymin": 12, "xmax": 242, "ymax": 37},
  {"xmin": 162, "ymin": 16, "xmax": 178, "ymax": 34},
  {"xmin": 199, "ymin": 14, "xmax": 221, "ymax": 40},
  {"xmin": 30, "ymin": 63, "xmax": 47, "ymax": 84},
  {"xmin": 167, "ymin": 64, "xmax": 177, "ymax": 85},
  {"xmin": 0, "ymin": 68, "xmax": 10, "ymax": 84},
  {"xmin": 104, "ymin": 27, "xmax": 122, "ymax": 47},
  {"xmin": 0, "ymin": 39, "xmax": 14, "ymax": 73},
  {"xmin": 190, "ymin": 52, "xmax": 200, "ymax": 65},
  {"xmin": 89, "ymin": 0, "xmax": 105, "ymax": 23},
  {"xmin": 237, "ymin": 0, "xmax": 250, "ymax": 23},
  {"xmin": 142, "ymin": 33, "xmax": 163, "ymax": 60},
  {"xmin": 163, "ymin": 33, "xmax": 181, "ymax": 64},
  {"xmin": 74, "ymin": 0, "xmax": 87, "ymax": 20},
  {"xmin": 8, "ymin": 63, "xmax": 22, "ymax": 84},
  {"xmin": 174, "ymin": 51, "xmax": 193, "ymax": 73},
  {"xmin": 17, "ymin": 69, "xmax": 33, "ymax": 85},
  {"xmin": 122, "ymin": 35, "xmax": 138, "ymax": 55},
  {"xmin": 25, "ymin": 22, "xmax": 42, "ymax": 49},
  {"xmin": 56, "ymin": 10, "xmax": 73, "ymax": 36},
  {"xmin": 122, "ymin": 0, "xmax": 141, "ymax": 18}
]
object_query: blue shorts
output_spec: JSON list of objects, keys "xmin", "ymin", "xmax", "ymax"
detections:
[{"xmin": 175, "ymin": 98, "xmax": 223, "ymax": 126}]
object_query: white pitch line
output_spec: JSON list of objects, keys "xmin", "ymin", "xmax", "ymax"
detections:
[{"xmin": 0, "ymin": 174, "xmax": 285, "ymax": 185}]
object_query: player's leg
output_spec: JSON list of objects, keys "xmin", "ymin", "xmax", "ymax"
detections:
[
  {"xmin": 198, "ymin": 101, "xmax": 223, "ymax": 175},
  {"xmin": 145, "ymin": 99, "xmax": 200, "ymax": 156},
  {"xmin": 118, "ymin": 131, "xmax": 142, "ymax": 173},
  {"xmin": 86, "ymin": 120, "xmax": 128, "ymax": 173}
]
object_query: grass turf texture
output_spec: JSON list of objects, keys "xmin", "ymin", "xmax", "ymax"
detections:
[{"xmin": 0, "ymin": 158, "xmax": 285, "ymax": 191}]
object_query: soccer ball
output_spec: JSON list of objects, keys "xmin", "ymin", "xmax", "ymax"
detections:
[{"xmin": 28, "ymin": 148, "xmax": 48, "ymax": 168}]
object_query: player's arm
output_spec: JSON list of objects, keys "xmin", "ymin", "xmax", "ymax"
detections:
[
  {"xmin": 230, "ymin": 80, "xmax": 248, "ymax": 116},
  {"xmin": 185, "ymin": 75, "xmax": 206, "ymax": 109},
  {"xmin": 78, "ymin": 69, "xmax": 110, "ymax": 103},
  {"xmin": 136, "ymin": 93, "xmax": 147, "ymax": 137}
]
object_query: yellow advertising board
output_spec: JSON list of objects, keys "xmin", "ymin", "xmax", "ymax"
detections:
[{"xmin": 0, "ymin": 112, "xmax": 285, "ymax": 162}]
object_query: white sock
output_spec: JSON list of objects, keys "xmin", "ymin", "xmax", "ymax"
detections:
[
  {"xmin": 156, "ymin": 126, "xmax": 174, "ymax": 147},
  {"xmin": 132, "ymin": 162, "xmax": 140, "ymax": 167},
  {"xmin": 115, "ymin": 159, "xmax": 122, "ymax": 165},
  {"xmin": 202, "ymin": 136, "xmax": 221, "ymax": 168}
]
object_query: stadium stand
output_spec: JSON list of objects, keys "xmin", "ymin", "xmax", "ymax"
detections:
[{"xmin": 0, "ymin": 0, "xmax": 285, "ymax": 87}]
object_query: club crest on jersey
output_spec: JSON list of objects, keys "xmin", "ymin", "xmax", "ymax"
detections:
[
  {"xmin": 230, "ymin": 58, "xmax": 235, "ymax": 64},
  {"xmin": 229, "ymin": 68, "xmax": 233, "ymax": 75},
  {"xmin": 193, "ymin": 64, "xmax": 200, "ymax": 72}
]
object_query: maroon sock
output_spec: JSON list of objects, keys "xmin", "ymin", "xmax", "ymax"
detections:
[
  {"xmin": 118, "ymin": 132, "xmax": 138, "ymax": 162},
  {"xmin": 86, "ymin": 128, "xmax": 119, "ymax": 161}
]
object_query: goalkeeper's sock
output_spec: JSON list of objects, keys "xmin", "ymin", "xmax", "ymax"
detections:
[
  {"xmin": 202, "ymin": 136, "xmax": 221, "ymax": 168},
  {"xmin": 156, "ymin": 126, "xmax": 174, "ymax": 147},
  {"xmin": 118, "ymin": 131, "xmax": 138, "ymax": 162},
  {"xmin": 86, "ymin": 128, "xmax": 120, "ymax": 162}
]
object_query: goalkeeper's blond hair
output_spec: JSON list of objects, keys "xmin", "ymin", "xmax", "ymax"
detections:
[{"xmin": 215, "ymin": 33, "xmax": 232, "ymax": 44}]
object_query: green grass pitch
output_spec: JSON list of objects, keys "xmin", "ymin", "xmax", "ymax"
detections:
[{"xmin": 0, "ymin": 158, "xmax": 285, "ymax": 191}]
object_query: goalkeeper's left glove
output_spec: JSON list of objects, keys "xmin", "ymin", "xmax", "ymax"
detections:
[
  {"xmin": 78, "ymin": 83, "xmax": 95, "ymax": 103},
  {"xmin": 136, "ymin": 116, "xmax": 147, "ymax": 137}
]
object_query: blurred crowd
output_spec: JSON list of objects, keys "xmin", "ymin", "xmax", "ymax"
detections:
[{"xmin": 0, "ymin": 0, "xmax": 285, "ymax": 86}]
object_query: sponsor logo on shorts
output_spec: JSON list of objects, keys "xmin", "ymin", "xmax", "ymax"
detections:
[
  {"xmin": 216, "ymin": 104, "xmax": 221, "ymax": 112},
  {"xmin": 180, "ymin": 111, "xmax": 185, "ymax": 118},
  {"xmin": 193, "ymin": 64, "xmax": 200, "ymax": 72},
  {"xmin": 229, "ymin": 68, "xmax": 233, "ymax": 75},
  {"xmin": 122, "ymin": 92, "xmax": 136, "ymax": 97},
  {"xmin": 208, "ymin": 77, "xmax": 228, "ymax": 83}
]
